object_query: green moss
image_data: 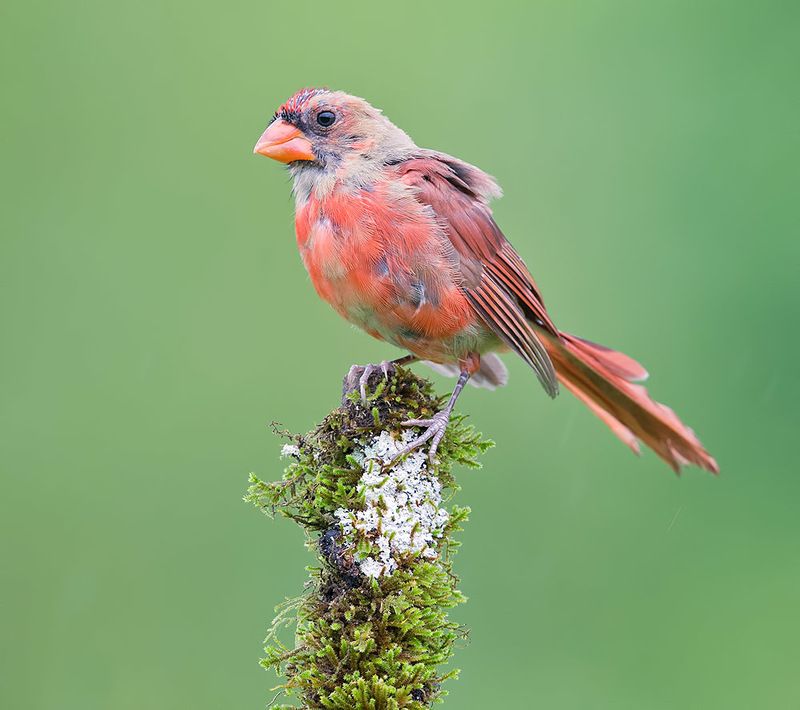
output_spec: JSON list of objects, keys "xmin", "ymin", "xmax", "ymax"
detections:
[{"xmin": 246, "ymin": 366, "xmax": 492, "ymax": 709}]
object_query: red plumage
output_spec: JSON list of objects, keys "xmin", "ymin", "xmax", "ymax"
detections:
[{"xmin": 254, "ymin": 88, "xmax": 718, "ymax": 474}]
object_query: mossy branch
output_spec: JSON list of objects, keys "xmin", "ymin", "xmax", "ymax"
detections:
[{"xmin": 246, "ymin": 365, "xmax": 492, "ymax": 709}]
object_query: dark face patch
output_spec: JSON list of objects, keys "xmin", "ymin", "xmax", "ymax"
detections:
[
  {"xmin": 272, "ymin": 87, "xmax": 331, "ymax": 126},
  {"xmin": 271, "ymin": 89, "xmax": 353, "ymax": 170}
]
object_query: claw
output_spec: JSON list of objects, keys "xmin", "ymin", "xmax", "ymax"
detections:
[
  {"xmin": 356, "ymin": 361, "xmax": 394, "ymax": 403},
  {"xmin": 391, "ymin": 410, "xmax": 452, "ymax": 465}
]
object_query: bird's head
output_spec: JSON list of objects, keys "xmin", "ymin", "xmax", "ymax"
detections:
[{"xmin": 253, "ymin": 88, "xmax": 414, "ymax": 170}]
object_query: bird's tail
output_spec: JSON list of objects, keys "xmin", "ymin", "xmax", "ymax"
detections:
[{"xmin": 544, "ymin": 333, "xmax": 718, "ymax": 474}]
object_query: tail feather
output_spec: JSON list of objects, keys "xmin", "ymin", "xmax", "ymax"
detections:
[
  {"xmin": 559, "ymin": 377, "xmax": 641, "ymax": 455},
  {"xmin": 562, "ymin": 334, "xmax": 649, "ymax": 382},
  {"xmin": 546, "ymin": 332, "xmax": 718, "ymax": 474}
]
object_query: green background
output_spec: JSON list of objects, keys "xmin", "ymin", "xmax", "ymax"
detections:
[{"xmin": 2, "ymin": 1, "xmax": 798, "ymax": 708}]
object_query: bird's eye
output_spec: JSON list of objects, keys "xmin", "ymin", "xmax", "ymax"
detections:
[{"xmin": 316, "ymin": 111, "xmax": 336, "ymax": 127}]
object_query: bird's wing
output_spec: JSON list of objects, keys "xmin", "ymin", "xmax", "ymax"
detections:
[{"xmin": 394, "ymin": 154, "xmax": 559, "ymax": 397}]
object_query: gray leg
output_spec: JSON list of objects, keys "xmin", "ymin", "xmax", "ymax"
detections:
[{"xmin": 394, "ymin": 369, "xmax": 471, "ymax": 464}]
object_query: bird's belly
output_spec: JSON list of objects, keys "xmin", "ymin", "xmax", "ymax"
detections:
[
  {"xmin": 295, "ymin": 189, "xmax": 493, "ymax": 362},
  {"xmin": 306, "ymin": 259, "xmax": 482, "ymax": 361},
  {"xmin": 342, "ymin": 300, "xmax": 500, "ymax": 362}
]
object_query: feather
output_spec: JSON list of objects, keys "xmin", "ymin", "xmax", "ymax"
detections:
[
  {"xmin": 396, "ymin": 156, "xmax": 558, "ymax": 397},
  {"xmin": 391, "ymin": 152, "xmax": 715, "ymax": 472},
  {"xmin": 543, "ymin": 333, "xmax": 718, "ymax": 473},
  {"xmin": 423, "ymin": 352, "xmax": 508, "ymax": 390},
  {"xmin": 262, "ymin": 89, "xmax": 717, "ymax": 473}
]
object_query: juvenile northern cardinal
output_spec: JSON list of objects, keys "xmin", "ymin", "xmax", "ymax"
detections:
[{"xmin": 253, "ymin": 88, "xmax": 717, "ymax": 473}]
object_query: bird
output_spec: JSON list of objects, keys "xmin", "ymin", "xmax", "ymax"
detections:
[{"xmin": 253, "ymin": 87, "xmax": 718, "ymax": 474}]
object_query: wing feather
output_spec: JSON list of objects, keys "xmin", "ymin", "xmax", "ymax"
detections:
[{"xmin": 395, "ymin": 155, "xmax": 558, "ymax": 397}]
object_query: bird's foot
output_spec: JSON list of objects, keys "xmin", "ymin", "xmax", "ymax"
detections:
[
  {"xmin": 346, "ymin": 361, "xmax": 394, "ymax": 404},
  {"xmin": 392, "ymin": 410, "xmax": 452, "ymax": 466}
]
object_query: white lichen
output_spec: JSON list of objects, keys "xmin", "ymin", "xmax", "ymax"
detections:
[
  {"xmin": 280, "ymin": 444, "xmax": 300, "ymax": 459},
  {"xmin": 334, "ymin": 430, "xmax": 450, "ymax": 578}
]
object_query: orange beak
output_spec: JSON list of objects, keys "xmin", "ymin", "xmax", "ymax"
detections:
[{"xmin": 253, "ymin": 119, "xmax": 315, "ymax": 163}]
